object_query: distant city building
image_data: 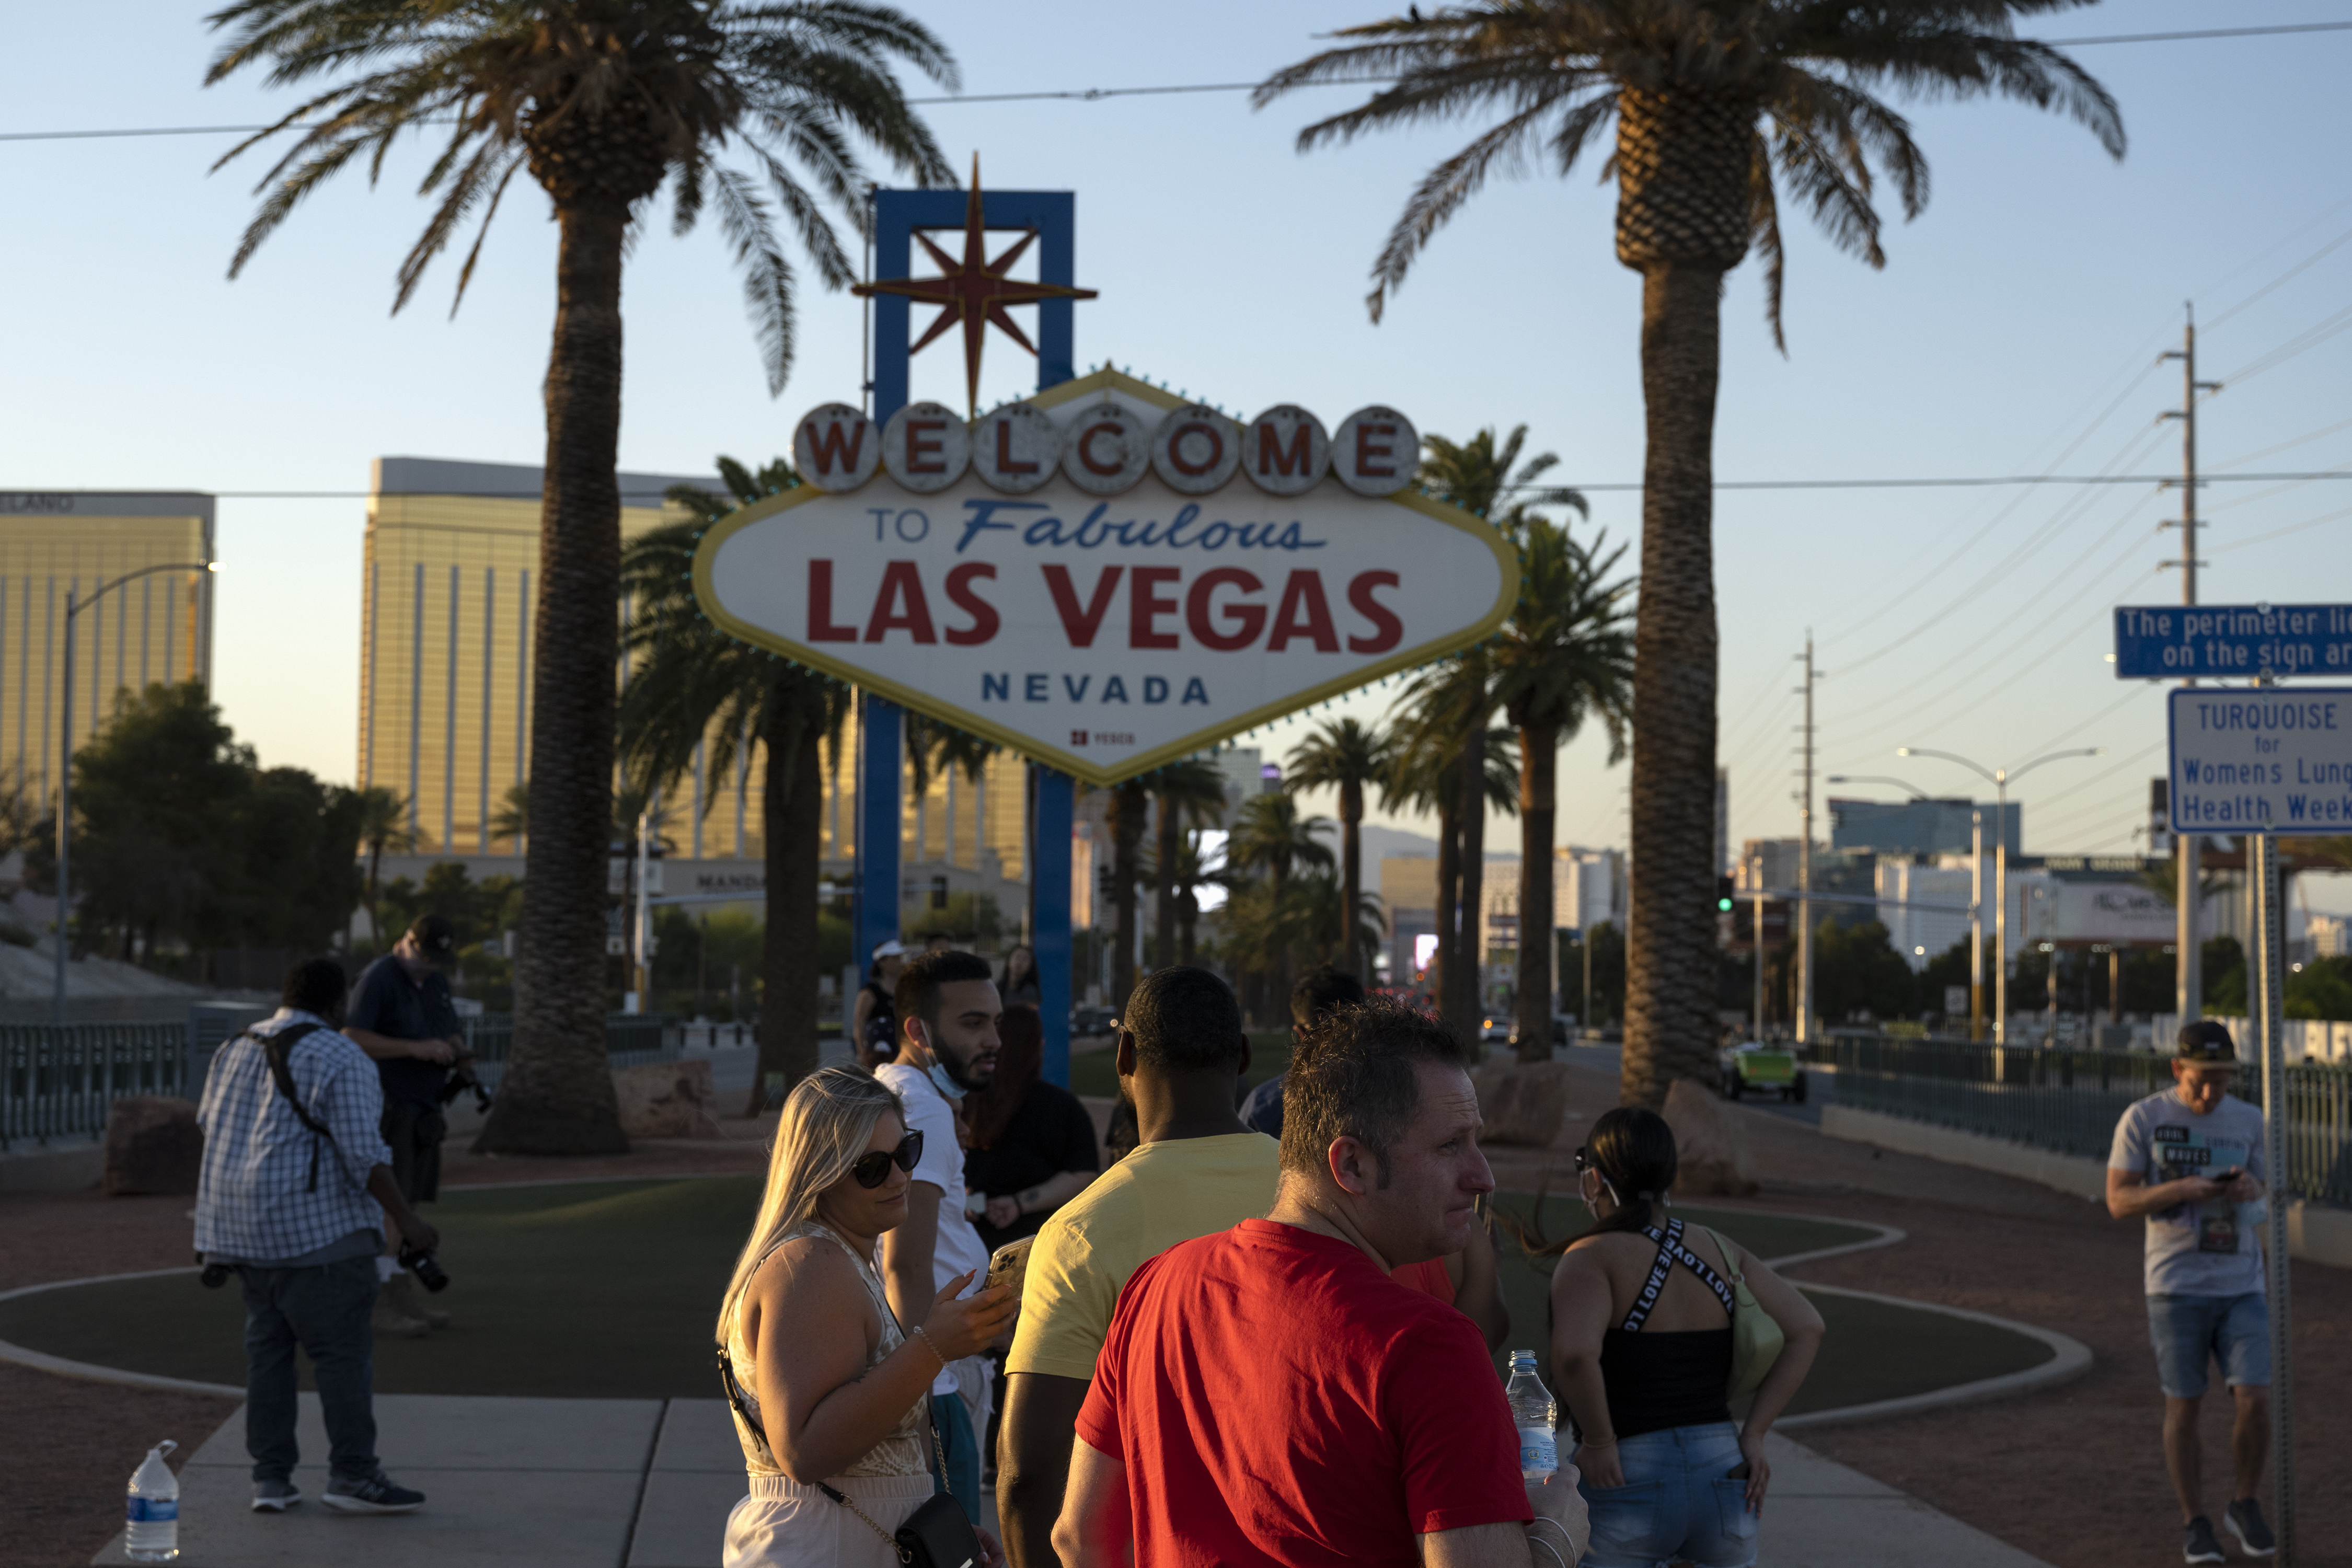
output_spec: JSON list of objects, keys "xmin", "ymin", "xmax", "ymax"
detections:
[
  {"xmin": 2310, "ymin": 914, "xmax": 2348, "ymax": 959},
  {"xmin": 1475, "ymin": 847, "xmax": 1625, "ymax": 960},
  {"xmin": 1714, "ymin": 767, "xmax": 1728, "ymax": 875},
  {"xmin": 0, "ymin": 490, "xmax": 216, "ymax": 806},
  {"xmin": 359, "ymin": 457, "xmax": 1031, "ymax": 924},
  {"xmin": 1829, "ymin": 796, "xmax": 2020, "ymax": 857}
]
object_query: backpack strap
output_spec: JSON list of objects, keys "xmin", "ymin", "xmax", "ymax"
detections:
[{"xmin": 246, "ymin": 1024, "xmax": 334, "ymax": 1192}]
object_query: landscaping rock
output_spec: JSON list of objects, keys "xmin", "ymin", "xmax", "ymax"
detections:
[
  {"xmin": 102, "ymin": 1096, "xmax": 203, "ymax": 1196},
  {"xmin": 612, "ymin": 1057, "xmax": 722, "ymax": 1139},
  {"xmin": 1471, "ymin": 1061, "xmax": 1577, "ymax": 1147},
  {"xmin": 1663, "ymin": 1076, "xmax": 1759, "ymax": 1196}
]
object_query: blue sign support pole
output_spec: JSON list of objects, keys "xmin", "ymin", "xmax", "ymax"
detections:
[{"xmin": 860, "ymin": 186, "xmax": 1080, "ymax": 1084}]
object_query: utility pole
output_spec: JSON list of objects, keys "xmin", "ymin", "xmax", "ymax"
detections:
[
  {"xmin": 1794, "ymin": 636, "xmax": 1818, "ymax": 1045},
  {"xmin": 1969, "ymin": 809, "xmax": 1985, "ymax": 1040},
  {"xmin": 1749, "ymin": 853, "xmax": 1766, "ymax": 1040},
  {"xmin": 2160, "ymin": 306, "xmax": 2220, "ymax": 1029}
]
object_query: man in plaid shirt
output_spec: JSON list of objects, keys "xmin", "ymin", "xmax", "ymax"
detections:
[{"xmin": 194, "ymin": 958, "xmax": 441, "ymax": 1515}]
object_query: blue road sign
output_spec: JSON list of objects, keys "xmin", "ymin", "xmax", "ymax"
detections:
[
  {"xmin": 2168, "ymin": 687, "xmax": 2352, "ymax": 835},
  {"xmin": 2115, "ymin": 604, "xmax": 2352, "ymax": 679}
]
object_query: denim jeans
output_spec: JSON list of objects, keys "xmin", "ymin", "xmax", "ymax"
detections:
[
  {"xmin": 237, "ymin": 1255, "xmax": 380, "ymax": 1482},
  {"xmin": 929, "ymin": 1392, "xmax": 981, "ymax": 1512},
  {"xmin": 2148, "ymin": 1291, "xmax": 2271, "ymax": 1398},
  {"xmin": 1576, "ymin": 1422, "xmax": 1756, "ymax": 1568}
]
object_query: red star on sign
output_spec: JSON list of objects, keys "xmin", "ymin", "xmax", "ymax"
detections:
[{"xmin": 854, "ymin": 155, "xmax": 1099, "ymax": 417}]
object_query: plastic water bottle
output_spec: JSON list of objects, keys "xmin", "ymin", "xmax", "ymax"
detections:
[
  {"xmin": 124, "ymin": 1439, "xmax": 180, "ymax": 1562},
  {"xmin": 1505, "ymin": 1351, "xmax": 1557, "ymax": 1480}
]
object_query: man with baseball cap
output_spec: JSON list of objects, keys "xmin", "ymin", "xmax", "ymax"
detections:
[
  {"xmin": 2107, "ymin": 1020, "xmax": 2275, "ymax": 1561},
  {"xmin": 347, "ymin": 914, "xmax": 471, "ymax": 1337}
]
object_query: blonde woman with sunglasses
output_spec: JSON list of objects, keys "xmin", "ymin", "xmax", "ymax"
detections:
[{"xmin": 717, "ymin": 1066, "xmax": 1016, "ymax": 1566}]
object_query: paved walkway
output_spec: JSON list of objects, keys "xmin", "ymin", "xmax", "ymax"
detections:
[{"xmin": 93, "ymin": 1395, "xmax": 2053, "ymax": 1567}]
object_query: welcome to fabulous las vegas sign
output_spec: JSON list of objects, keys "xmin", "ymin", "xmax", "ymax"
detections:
[{"xmin": 691, "ymin": 368, "xmax": 1519, "ymax": 787}]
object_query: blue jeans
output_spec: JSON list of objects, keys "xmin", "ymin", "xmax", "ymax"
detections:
[
  {"xmin": 1577, "ymin": 1422, "xmax": 1756, "ymax": 1568},
  {"xmin": 930, "ymin": 1392, "xmax": 981, "ymax": 1512},
  {"xmin": 2148, "ymin": 1292, "xmax": 2271, "ymax": 1399},
  {"xmin": 237, "ymin": 1256, "xmax": 380, "ymax": 1483}
]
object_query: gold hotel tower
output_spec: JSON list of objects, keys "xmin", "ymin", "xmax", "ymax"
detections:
[
  {"xmin": 360, "ymin": 457, "xmax": 1032, "ymax": 908},
  {"xmin": 0, "ymin": 491, "xmax": 216, "ymax": 806}
]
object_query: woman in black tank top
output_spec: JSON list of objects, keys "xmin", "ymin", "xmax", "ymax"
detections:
[{"xmin": 1545, "ymin": 1108, "xmax": 1825, "ymax": 1568}]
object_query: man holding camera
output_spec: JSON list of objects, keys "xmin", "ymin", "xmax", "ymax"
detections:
[
  {"xmin": 2107, "ymin": 1021, "xmax": 2275, "ymax": 1562},
  {"xmin": 194, "ymin": 959, "xmax": 441, "ymax": 1514},
  {"xmin": 345, "ymin": 913, "xmax": 470, "ymax": 1335}
]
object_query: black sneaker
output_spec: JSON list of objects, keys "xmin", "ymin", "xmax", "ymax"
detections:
[
  {"xmin": 2226, "ymin": 1498, "xmax": 2276, "ymax": 1557},
  {"xmin": 251, "ymin": 1478, "xmax": 301, "ymax": 1512},
  {"xmin": 2183, "ymin": 1515, "xmax": 2224, "ymax": 1564},
  {"xmin": 321, "ymin": 1470, "xmax": 425, "ymax": 1514}
]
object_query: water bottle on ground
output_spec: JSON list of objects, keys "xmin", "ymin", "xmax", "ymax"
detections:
[
  {"xmin": 1505, "ymin": 1351, "xmax": 1557, "ymax": 1480},
  {"xmin": 124, "ymin": 1439, "xmax": 180, "ymax": 1562}
]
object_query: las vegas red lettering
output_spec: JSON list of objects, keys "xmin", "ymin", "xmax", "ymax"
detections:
[{"xmin": 808, "ymin": 560, "xmax": 1400, "ymax": 653}]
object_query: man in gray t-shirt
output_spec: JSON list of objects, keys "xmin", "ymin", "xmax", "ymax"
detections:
[{"xmin": 2106, "ymin": 1021, "xmax": 2275, "ymax": 1562}]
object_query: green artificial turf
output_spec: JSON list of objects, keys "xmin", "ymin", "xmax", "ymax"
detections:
[
  {"xmin": 1064, "ymin": 1031, "xmax": 1291, "ymax": 1101},
  {"xmin": 0, "ymin": 1178, "xmax": 763, "ymax": 1399},
  {"xmin": 3, "ymin": 1175, "xmax": 2048, "ymax": 1416}
]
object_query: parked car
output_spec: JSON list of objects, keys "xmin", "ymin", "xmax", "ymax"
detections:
[
  {"xmin": 1479, "ymin": 1015, "xmax": 1514, "ymax": 1046},
  {"xmin": 1070, "ymin": 1005, "xmax": 1117, "ymax": 1039},
  {"xmin": 1718, "ymin": 1041, "xmax": 1806, "ymax": 1102},
  {"xmin": 1508, "ymin": 1013, "xmax": 1576, "ymax": 1052}
]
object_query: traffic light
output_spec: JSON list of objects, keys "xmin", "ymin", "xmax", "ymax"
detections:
[{"xmin": 1716, "ymin": 876, "xmax": 1736, "ymax": 914}]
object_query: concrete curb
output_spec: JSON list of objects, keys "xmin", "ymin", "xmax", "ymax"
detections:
[
  {"xmin": 1776, "ymin": 1282, "xmax": 2093, "ymax": 1431},
  {"xmin": 0, "ymin": 1267, "xmax": 244, "ymax": 1397}
]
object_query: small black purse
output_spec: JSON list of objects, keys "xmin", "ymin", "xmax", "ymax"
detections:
[{"xmin": 719, "ymin": 1342, "xmax": 985, "ymax": 1568}]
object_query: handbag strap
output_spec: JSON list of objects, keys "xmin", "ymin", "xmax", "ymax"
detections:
[{"xmin": 820, "ymin": 1481, "xmax": 915, "ymax": 1562}]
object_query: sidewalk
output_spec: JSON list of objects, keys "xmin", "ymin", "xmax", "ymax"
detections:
[{"xmin": 93, "ymin": 1395, "xmax": 2054, "ymax": 1567}]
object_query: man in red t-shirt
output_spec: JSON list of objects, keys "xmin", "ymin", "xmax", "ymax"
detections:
[{"xmin": 1055, "ymin": 998, "xmax": 1587, "ymax": 1568}]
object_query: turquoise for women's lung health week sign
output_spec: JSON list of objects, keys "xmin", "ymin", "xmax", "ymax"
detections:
[{"xmin": 2167, "ymin": 687, "xmax": 2352, "ymax": 833}]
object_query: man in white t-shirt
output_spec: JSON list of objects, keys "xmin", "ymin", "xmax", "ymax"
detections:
[
  {"xmin": 875, "ymin": 948, "xmax": 1002, "ymax": 1510},
  {"xmin": 2107, "ymin": 1020, "xmax": 2274, "ymax": 1563}
]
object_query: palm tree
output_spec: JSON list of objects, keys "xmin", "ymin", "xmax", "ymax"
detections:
[
  {"xmin": 1260, "ymin": 4, "xmax": 2122, "ymax": 1108},
  {"xmin": 1150, "ymin": 759, "xmax": 1231, "ymax": 969},
  {"xmin": 355, "ymin": 785, "xmax": 418, "ymax": 946},
  {"xmin": 489, "ymin": 783, "xmax": 530, "ymax": 847},
  {"xmin": 1400, "ymin": 427, "xmax": 1581, "ymax": 1040},
  {"xmin": 1487, "ymin": 519, "xmax": 1634, "ymax": 1060},
  {"xmin": 1104, "ymin": 780, "xmax": 1150, "ymax": 1011},
  {"xmin": 206, "ymin": 2, "xmax": 956, "ymax": 1152},
  {"xmin": 1293, "ymin": 869, "xmax": 1388, "ymax": 971},
  {"xmin": 619, "ymin": 458, "xmax": 851, "ymax": 1112},
  {"xmin": 1227, "ymin": 793, "xmax": 1335, "ymax": 1014},
  {"xmin": 1384, "ymin": 707, "xmax": 1519, "ymax": 1042},
  {"xmin": 1285, "ymin": 718, "xmax": 1392, "ymax": 981}
]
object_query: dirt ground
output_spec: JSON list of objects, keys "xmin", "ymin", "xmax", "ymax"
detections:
[
  {"xmin": 1484, "ymin": 1060, "xmax": 2351, "ymax": 1568},
  {"xmin": 4, "ymin": 1083, "xmax": 2344, "ymax": 1568}
]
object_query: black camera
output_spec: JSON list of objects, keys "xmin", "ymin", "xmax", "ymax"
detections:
[
  {"xmin": 199, "ymin": 1261, "xmax": 232, "ymax": 1289},
  {"xmin": 399, "ymin": 1243, "xmax": 452, "ymax": 1293},
  {"xmin": 440, "ymin": 1063, "xmax": 492, "ymax": 1115}
]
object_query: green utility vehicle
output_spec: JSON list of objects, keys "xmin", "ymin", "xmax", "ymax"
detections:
[{"xmin": 1717, "ymin": 1041, "xmax": 1806, "ymax": 1102}]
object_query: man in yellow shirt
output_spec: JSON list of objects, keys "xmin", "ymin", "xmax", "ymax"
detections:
[{"xmin": 996, "ymin": 966, "xmax": 1279, "ymax": 1568}]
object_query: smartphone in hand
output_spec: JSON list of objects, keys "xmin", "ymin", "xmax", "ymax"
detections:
[{"xmin": 985, "ymin": 1238, "xmax": 1033, "ymax": 1306}]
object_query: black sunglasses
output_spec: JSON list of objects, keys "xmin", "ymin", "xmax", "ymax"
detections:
[
  {"xmin": 1573, "ymin": 1145, "xmax": 1590, "ymax": 1173},
  {"xmin": 850, "ymin": 1131, "xmax": 924, "ymax": 1189}
]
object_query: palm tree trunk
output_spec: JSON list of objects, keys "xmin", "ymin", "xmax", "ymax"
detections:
[
  {"xmin": 1516, "ymin": 720, "xmax": 1560, "ymax": 1064},
  {"xmin": 1621, "ymin": 260, "xmax": 1726, "ymax": 1111},
  {"xmin": 1179, "ymin": 885, "xmax": 1198, "ymax": 966},
  {"xmin": 1269, "ymin": 861, "xmax": 1292, "ymax": 1017},
  {"xmin": 1432, "ymin": 786, "xmax": 1460, "ymax": 1013},
  {"xmin": 1340, "ymin": 780, "xmax": 1363, "ymax": 980},
  {"xmin": 477, "ymin": 197, "xmax": 632, "ymax": 1155},
  {"xmin": 1454, "ymin": 731, "xmax": 1488, "ymax": 1052},
  {"xmin": 1109, "ymin": 780, "xmax": 1146, "ymax": 1010},
  {"xmin": 752, "ymin": 714, "xmax": 824, "ymax": 1113},
  {"xmin": 1153, "ymin": 793, "xmax": 1178, "ymax": 969}
]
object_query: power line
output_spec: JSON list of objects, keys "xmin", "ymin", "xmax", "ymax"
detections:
[{"xmin": 8, "ymin": 22, "xmax": 2351, "ymax": 144}]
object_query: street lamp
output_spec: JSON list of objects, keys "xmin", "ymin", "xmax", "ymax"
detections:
[
  {"xmin": 1896, "ymin": 745, "xmax": 2100, "ymax": 1044},
  {"xmin": 54, "ymin": 561, "xmax": 220, "ymax": 1025},
  {"xmin": 1824, "ymin": 774, "xmax": 1940, "ymax": 799}
]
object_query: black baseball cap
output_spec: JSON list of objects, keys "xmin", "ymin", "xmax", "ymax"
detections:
[
  {"xmin": 407, "ymin": 914, "xmax": 458, "ymax": 963},
  {"xmin": 2176, "ymin": 1020, "xmax": 2238, "ymax": 1064}
]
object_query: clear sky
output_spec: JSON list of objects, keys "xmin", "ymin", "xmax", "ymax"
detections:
[{"xmin": 5, "ymin": 1, "xmax": 2349, "ymax": 910}]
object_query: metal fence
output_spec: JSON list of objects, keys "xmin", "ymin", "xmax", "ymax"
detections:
[
  {"xmin": 1812, "ymin": 1034, "xmax": 2352, "ymax": 1209},
  {"xmin": 463, "ymin": 1013, "xmax": 682, "ymax": 1098},
  {"xmin": 0, "ymin": 1011, "xmax": 684, "ymax": 1151},
  {"xmin": 0, "ymin": 1022, "xmax": 191, "ymax": 1151}
]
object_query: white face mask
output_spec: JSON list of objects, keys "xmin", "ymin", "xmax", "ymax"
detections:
[
  {"xmin": 1581, "ymin": 1171, "xmax": 1621, "ymax": 1219},
  {"xmin": 925, "ymin": 1060, "xmax": 967, "ymax": 1103}
]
